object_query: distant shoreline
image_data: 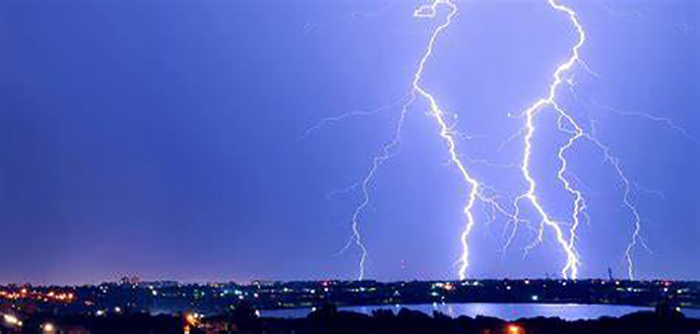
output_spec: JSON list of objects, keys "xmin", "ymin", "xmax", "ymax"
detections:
[{"xmin": 1, "ymin": 279, "xmax": 698, "ymax": 317}]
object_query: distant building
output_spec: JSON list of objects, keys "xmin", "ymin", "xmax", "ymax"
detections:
[{"xmin": 120, "ymin": 276, "xmax": 142, "ymax": 286}]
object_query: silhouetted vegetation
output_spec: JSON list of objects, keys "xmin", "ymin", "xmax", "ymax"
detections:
[{"xmin": 4, "ymin": 303, "xmax": 697, "ymax": 334}]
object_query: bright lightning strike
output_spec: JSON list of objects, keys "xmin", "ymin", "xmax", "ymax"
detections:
[
  {"xmin": 367, "ymin": 0, "xmax": 524, "ymax": 281},
  {"xmin": 512, "ymin": 0, "xmax": 587, "ymax": 280},
  {"xmin": 411, "ymin": 0, "xmax": 483, "ymax": 281},
  {"xmin": 408, "ymin": 0, "xmax": 518, "ymax": 280},
  {"xmin": 513, "ymin": 0, "xmax": 661, "ymax": 280},
  {"xmin": 332, "ymin": 0, "xmax": 516, "ymax": 280}
]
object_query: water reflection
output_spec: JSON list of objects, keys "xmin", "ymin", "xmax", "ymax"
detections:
[{"xmin": 261, "ymin": 303, "xmax": 700, "ymax": 320}]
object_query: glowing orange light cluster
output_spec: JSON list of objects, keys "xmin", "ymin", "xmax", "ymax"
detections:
[
  {"xmin": 0, "ymin": 289, "xmax": 75, "ymax": 303},
  {"xmin": 507, "ymin": 324, "xmax": 524, "ymax": 334}
]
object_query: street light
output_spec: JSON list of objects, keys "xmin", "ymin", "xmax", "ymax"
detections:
[{"xmin": 43, "ymin": 323, "xmax": 56, "ymax": 333}]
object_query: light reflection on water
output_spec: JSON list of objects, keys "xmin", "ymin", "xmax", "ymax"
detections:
[{"xmin": 261, "ymin": 303, "xmax": 700, "ymax": 321}]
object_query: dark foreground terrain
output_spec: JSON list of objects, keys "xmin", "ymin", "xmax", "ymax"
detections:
[{"xmin": 2, "ymin": 303, "xmax": 699, "ymax": 334}]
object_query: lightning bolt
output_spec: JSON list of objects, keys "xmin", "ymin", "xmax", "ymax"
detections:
[
  {"xmin": 411, "ymin": 0, "xmax": 478, "ymax": 280},
  {"xmin": 512, "ymin": 0, "xmax": 587, "ymax": 280},
  {"xmin": 513, "ymin": 0, "xmax": 664, "ymax": 280},
  {"xmin": 334, "ymin": 0, "xmax": 516, "ymax": 280},
  {"xmin": 345, "ymin": 91, "xmax": 413, "ymax": 280},
  {"xmin": 341, "ymin": 0, "xmax": 463, "ymax": 280},
  {"xmin": 412, "ymin": 0, "xmax": 519, "ymax": 280},
  {"xmin": 577, "ymin": 130, "xmax": 651, "ymax": 280}
]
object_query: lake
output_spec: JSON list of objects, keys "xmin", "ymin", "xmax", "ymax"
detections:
[{"xmin": 261, "ymin": 303, "xmax": 700, "ymax": 321}]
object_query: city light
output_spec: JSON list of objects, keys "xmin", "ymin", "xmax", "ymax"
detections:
[
  {"xmin": 0, "ymin": 289, "xmax": 75, "ymax": 303},
  {"xmin": 43, "ymin": 323, "xmax": 56, "ymax": 333},
  {"xmin": 186, "ymin": 313, "xmax": 198, "ymax": 325},
  {"xmin": 507, "ymin": 324, "xmax": 524, "ymax": 334},
  {"xmin": 3, "ymin": 314, "xmax": 21, "ymax": 327}
]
